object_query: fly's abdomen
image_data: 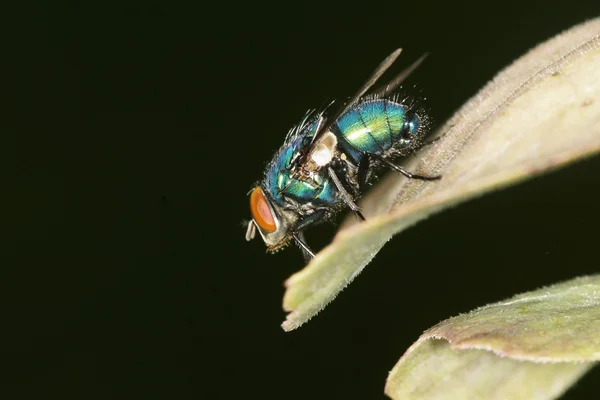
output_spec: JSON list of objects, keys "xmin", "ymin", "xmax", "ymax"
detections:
[{"xmin": 334, "ymin": 99, "xmax": 421, "ymax": 158}]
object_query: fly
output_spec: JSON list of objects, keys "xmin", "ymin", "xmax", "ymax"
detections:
[{"xmin": 246, "ymin": 49, "xmax": 441, "ymax": 262}]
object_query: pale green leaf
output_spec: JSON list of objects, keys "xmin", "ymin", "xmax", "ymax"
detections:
[
  {"xmin": 282, "ymin": 18, "xmax": 600, "ymax": 331},
  {"xmin": 385, "ymin": 275, "xmax": 600, "ymax": 400}
]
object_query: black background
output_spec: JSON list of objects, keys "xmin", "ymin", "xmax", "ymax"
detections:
[{"xmin": 7, "ymin": 1, "xmax": 600, "ymax": 399}]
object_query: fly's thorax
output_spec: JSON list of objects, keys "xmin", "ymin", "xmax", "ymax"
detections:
[{"xmin": 264, "ymin": 138, "xmax": 340, "ymax": 208}]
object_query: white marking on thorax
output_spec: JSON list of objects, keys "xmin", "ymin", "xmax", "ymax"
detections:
[{"xmin": 310, "ymin": 131, "xmax": 337, "ymax": 167}]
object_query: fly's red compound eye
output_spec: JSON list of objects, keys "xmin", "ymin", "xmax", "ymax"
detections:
[{"xmin": 250, "ymin": 187, "xmax": 276, "ymax": 232}]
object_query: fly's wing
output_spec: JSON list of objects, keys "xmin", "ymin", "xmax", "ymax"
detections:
[
  {"xmin": 370, "ymin": 52, "xmax": 429, "ymax": 98},
  {"xmin": 305, "ymin": 49, "xmax": 428, "ymax": 157},
  {"xmin": 309, "ymin": 48, "xmax": 404, "ymax": 147}
]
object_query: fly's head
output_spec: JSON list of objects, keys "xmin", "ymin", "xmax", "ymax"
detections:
[{"xmin": 245, "ymin": 186, "xmax": 299, "ymax": 253}]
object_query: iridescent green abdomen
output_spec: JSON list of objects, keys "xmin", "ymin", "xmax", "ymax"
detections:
[{"xmin": 334, "ymin": 99, "xmax": 420, "ymax": 161}]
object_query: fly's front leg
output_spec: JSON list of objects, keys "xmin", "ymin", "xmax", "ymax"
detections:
[
  {"xmin": 292, "ymin": 209, "xmax": 328, "ymax": 263},
  {"xmin": 293, "ymin": 231, "xmax": 315, "ymax": 263}
]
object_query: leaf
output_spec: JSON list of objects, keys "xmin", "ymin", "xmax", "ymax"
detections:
[
  {"xmin": 385, "ymin": 275, "xmax": 600, "ymax": 400},
  {"xmin": 281, "ymin": 18, "xmax": 600, "ymax": 331}
]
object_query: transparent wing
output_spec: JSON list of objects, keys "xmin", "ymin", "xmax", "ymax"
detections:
[
  {"xmin": 311, "ymin": 48, "xmax": 403, "ymax": 143},
  {"xmin": 370, "ymin": 52, "xmax": 429, "ymax": 98}
]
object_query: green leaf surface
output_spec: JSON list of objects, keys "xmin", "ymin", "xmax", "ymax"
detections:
[
  {"xmin": 385, "ymin": 275, "xmax": 600, "ymax": 400},
  {"xmin": 282, "ymin": 18, "xmax": 600, "ymax": 331}
]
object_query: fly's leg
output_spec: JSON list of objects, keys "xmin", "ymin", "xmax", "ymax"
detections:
[
  {"xmin": 327, "ymin": 166, "xmax": 365, "ymax": 221},
  {"xmin": 293, "ymin": 231, "xmax": 315, "ymax": 263},
  {"xmin": 379, "ymin": 129, "xmax": 450, "ymax": 180},
  {"xmin": 373, "ymin": 155, "xmax": 441, "ymax": 181},
  {"xmin": 356, "ymin": 155, "xmax": 371, "ymax": 192},
  {"xmin": 420, "ymin": 135, "xmax": 443, "ymax": 147},
  {"xmin": 292, "ymin": 210, "xmax": 328, "ymax": 262},
  {"xmin": 414, "ymin": 125, "xmax": 455, "ymax": 151}
]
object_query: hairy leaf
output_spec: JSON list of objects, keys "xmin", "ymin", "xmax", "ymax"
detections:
[
  {"xmin": 282, "ymin": 18, "xmax": 600, "ymax": 331},
  {"xmin": 385, "ymin": 275, "xmax": 600, "ymax": 400}
]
